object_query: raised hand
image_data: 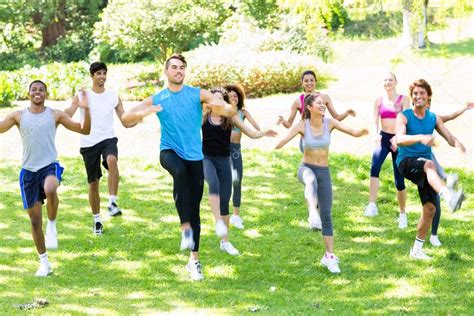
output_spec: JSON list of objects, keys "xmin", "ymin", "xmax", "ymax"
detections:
[
  {"xmin": 347, "ymin": 109, "xmax": 356, "ymax": 117},
  {"xmin": 264, "ymin": 129, "xmax": 278, "ymax": 137},
  {"xmin": 78, "ymin": 90, "xmax": 89, "ymax": 109},
  {"xmin": 466, "ymin": 102, "xmax": 474, "ymax": 110},
  {"xmin": 454, "ymin": 138, "xmax": 466, "ymax": 153}
]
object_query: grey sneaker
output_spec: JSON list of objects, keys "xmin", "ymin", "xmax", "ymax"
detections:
[
  {"xmin": 446, "ymin": 173, "xmax": 459, "ymax": 190},
  {"xmin": 446, "ymin": 189, "xmax": 465, "ymax": 212},
  {"xmin": 93, "ymin": 222, "xmax": 103, "ymax": 235},
  {"xmin": 186, "ymin": 259, "xmax": 204, "ymax": 281},
  {"xmin": 108, "ymin": 202, "xmax": 122, "ymax": 217}
]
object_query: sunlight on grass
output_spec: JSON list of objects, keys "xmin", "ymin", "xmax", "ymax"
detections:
[
  {"xmin": 385, "ymin": 278, "xmax": 425, "ymax": 299},
  {"xmin": 243, "ymin": 229, "xmax": 262, "ymax": 239},
  {"xmin": 160, "ymin": 215, "xmax": 180, "ymax": 224},
  {"xmin": 60, "ymin": 304, "xmax": 116, "ymax": 315},
  {"xmin": 0, "ymin": 265, "xmax": 28, "ymax": 273},
  {"xmin": 207, "ymin": 264, "xmax": 236, "ymax": 279}
]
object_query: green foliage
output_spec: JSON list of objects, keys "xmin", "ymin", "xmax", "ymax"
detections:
[
  {"xmin": 0, "ymin": 73, "xmax": 15, "ymax": 107},
  {"xmin": 239, "ymin": 0, "xmax": 281, "ymax": 29},
  {"xmin": 93, "ymin": 0, "xmax": 232, "ymax": 63},
  {"xmin": 344, "ymin": 11, "xmax": 403, "ymax": 39},
  {"xmin": 184, "ymin": 44, "xmax": 330, "ymax": 98}
]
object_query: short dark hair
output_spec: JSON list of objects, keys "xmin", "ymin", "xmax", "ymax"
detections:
[
  {"xmin": 409, "ymin": 79, "xmax": 432, "ymax": 103},
  {"xmin": 224, "ymin": 84, "xmax": 245, "ymax": 110},
  {"xmin": 165, "ymin": 54, "xmax": 187, "ymax": 69},
  {"xmin": 29, "ymin": 80, "xmax": 47, "ymax": 92},
  {"xmin": 89, "ymin": 62, "xmax": 107, "ymax": 75},
  {"xmin": 301, "ymin": 70, "xmax": 317, "ymax": 81}
]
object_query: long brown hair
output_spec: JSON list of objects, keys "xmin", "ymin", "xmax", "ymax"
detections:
[
  {"xmin": 302, "ymin": 93, "xmax": 324, "ymax": 119},
  {"xmin": 224, "ymin": 84, "xmax": 245, "ymax": 110},
  {"xmin": 204, "ymin": 88, "xmax": 233, "ymax": 130}
]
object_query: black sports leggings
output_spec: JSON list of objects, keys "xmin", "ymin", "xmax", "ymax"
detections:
[{"xmin": 160, "ymin": 150, "xmax": 204, "ymax": 252}]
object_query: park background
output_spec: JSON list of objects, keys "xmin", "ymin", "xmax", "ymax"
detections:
[{"xmin": 0, "ymin": 0, "xmax": 473, "ymax": 314}]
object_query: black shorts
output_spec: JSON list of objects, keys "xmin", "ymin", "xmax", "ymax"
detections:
[
  {"xmin": 398, "ymin": 157, "xmax": 437, "ymax": 206},
  {"xmin": 19, "ymin": 162, "xmax": 64, "ymax": 209},
  {"xmin": 80, "ymin": 137, "xmax": 118, "ymax": 183}
]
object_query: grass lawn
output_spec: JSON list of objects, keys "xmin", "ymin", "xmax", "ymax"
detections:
[{"xmin": 0, "ymin": 150, "xmax": 472, "ymax": 314}]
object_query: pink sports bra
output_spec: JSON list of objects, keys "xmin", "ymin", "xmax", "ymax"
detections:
[
  {"xmin": 379, "ymin": 95, "xmax": 404, "ymax": 119},
  {"xmin": 299, "ymin": 94, "xmax": 305, "ymax": 114}
]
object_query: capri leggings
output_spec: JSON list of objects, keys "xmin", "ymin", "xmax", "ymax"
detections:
[
  {"xmin": 297, "ymin": 163, "xmax": 333, "ymax": 236},
  {"xmin": 160, "ymin": 149, "xmax": 203, "ymax": 252},
  {"xmin": 431, "ymin": 153, "xmax": 446, "ymax": 235},
  {"xmin": 370, "ymin": 131, "xmax": 406, "ymax": 191},
  {"xmin": 230, "ymin": 143, "xmax": 243, "ymax": 208},
  {"xmin": 203, "ymin": 155, "xmax": 232, "ymax": 216}
]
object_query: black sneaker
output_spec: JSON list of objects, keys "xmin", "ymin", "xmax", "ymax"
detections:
[
  {"xmin": 108, "ymin": 202, "xmax": 122, "ymax": 217},
  {"xmin": 93, "ymin": 222, "xmax": 103, "ymax": 235}
]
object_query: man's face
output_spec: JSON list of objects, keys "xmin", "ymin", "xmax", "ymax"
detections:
[
  {"xmin": 411, "ymin": 86, "xmax": 429, "ymax": 108},
  {"xmin": 92, "ymin": 69, "xmax": 107, "ymax": 87},
  {"xmin": 29, "ymin": 82, "xmax": 47, "ymax": 105},
  {"xmin": 165, "ymin": 58, "xmax": 186, "ymax": 85}
]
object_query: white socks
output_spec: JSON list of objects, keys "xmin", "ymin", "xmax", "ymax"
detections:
[{"xmin": 93, "ymin": 214, "xmax": 102, "ymax": 223}]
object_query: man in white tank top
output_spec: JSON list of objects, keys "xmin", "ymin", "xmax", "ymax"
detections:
[
  {"xmin": 0, "ymin": 80, "xmax": 91, "ymax": 277},
  {"xmin": 65, "ymin": 62, "xmax": 135, "ymax": 235}
]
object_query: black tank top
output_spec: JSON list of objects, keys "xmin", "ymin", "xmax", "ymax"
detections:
[{"xmin": 202, "ymin": 116, "xmax": 232, "ymax": 157}]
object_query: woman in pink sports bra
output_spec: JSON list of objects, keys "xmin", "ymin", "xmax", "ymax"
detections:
[
  {"xmin": 365, "ymin": 72, "xmax": 410, "ymax": 227},
  {"xmin": 277, "ymin": 70, "xmax": 356, "ymax": 131}
]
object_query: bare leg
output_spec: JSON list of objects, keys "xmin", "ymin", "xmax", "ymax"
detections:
[
  {"xmin": 89, "ymin": 180, "xmax": 100, "ymax": 215},
  {"xmin": 425, "ymin": 161, "xmax": 445, "ymax": 193},
  {"xmin": 397, "ymin": 189, "xmax": 407, "ymax": 214},
  {"xmin": 28, "ymin": 203, "xmax": 45, "ymax": 254},
  {"xmin": 323, "ymin": 235, "xmax": 334, "ymax": 254},
  {"xmin": 106, "ymin": 155, "xmax": 119, "ymax": 196},
  {"xmin": 44, "ymin": 175, "xmax": 59, "ymax": 221},
  {"xmin": 221, "ymin": 215, "xmax": 230, "ymax": 242},
  {"xmin": 369, "ymin": 177, "xmax": 379, "ymax": 203},
  {"xmin": 416, "ymin": 202, "xmax": 436, "ymax": 240}
]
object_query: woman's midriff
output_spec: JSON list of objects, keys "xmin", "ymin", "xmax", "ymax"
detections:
[
  {"xmin": 230, "ymin": 131, "xmax": 242, "ymax": 143},
  {"xmin": 380, "ymin": 118, "xmax": 397, "ymax": 134},
  {"xmin": 302, "ymin": 149, "xmax": 329, "ymax": 167}
]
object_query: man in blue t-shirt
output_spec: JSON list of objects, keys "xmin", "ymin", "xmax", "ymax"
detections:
[
  {"xmin": 396, "ymin": 79, "xmax": 465, "ymax": 261},
  {"xmin": 122, "ymin": 54, "xmax": 235, "ymax": 281}
]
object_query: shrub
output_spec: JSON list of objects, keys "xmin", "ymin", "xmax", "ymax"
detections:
[{"xmin": 0, "ymin": 73, "xmax": 15, "ymax": 107}]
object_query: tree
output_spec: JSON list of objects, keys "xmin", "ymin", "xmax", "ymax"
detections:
[{"xmin": 402, "ymin": 0, "xmax": 429, "ymax": 48}]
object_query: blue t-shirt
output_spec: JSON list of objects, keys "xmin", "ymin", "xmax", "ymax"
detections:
[
  {"xmin": 396, "ymin": 108, "xmax": 437, "ymax": 166},
  {"xmin": 152, "ymin": 85, "xmax": 203, "ymax": 160}
]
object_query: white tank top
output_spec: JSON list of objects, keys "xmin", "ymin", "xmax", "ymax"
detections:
[
  {"xmin": 79, "ymin": 89, "xmax": 118, "ymax": 148},
  {"xmin": 19, "ymin": 107, "xmax": 58, "ymax": 171}
]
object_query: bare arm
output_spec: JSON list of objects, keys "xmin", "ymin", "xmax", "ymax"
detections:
[
  {"xmin": 201, "ymin": 89, "xmax": 236, "ymax": 117},
  {"xmin": 121, "ymin": 96, "xmax": 162, "ymax": 126},
  {"xmin": 325, "ymin": 94, "xmax": 356, "ymax": 121},
  {"xmin": 275, "ymin": 120, "xmax": 304, "ymax": 149},
  {"xmin": 330, "ymin": 119, "xmax": 368, "ymax": 137},
  {"xmin": 57, "ymin": 90, "xmax": 91, "ymax": 134},
  {"xmin": 115, "ymin": 97, "xmax": 137, "ymax": 128},
  {"xmin": 64, "ymin": 94, "xmax": 80, "ymax": 117},
  {"xmin": 435, "ymin": 115, "xmax": 466, "ymax": 152},
  {"xmin": 395, "ymin": 112, "xmax": 434, "ymax": 147},
  {"xmin": 232, "ymin": 116, "xmax": 277, "ymax": 139},
  {"xmin": 401, "ymin": 95, "xmax": 410, "ymax": 110},
  {"xmin": 439, "ymin": 102, "xmax": 473, "ymax": 123},
  {"xmin": 243, "ymin": 109, "xmax": 261, "ymax": 131},
  {"xmin": 0, "ymin": 111, "xmax": 21, "ymax": 133},
  {"xmin": 373, "ymin": 98, "xmax": 380, "ymax": 135},
  {"xmin": 278, "ymin": 98, "xmax": 300, "ymax": 128}
]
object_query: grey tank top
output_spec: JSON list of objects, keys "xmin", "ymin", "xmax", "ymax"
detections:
[
  {"xmin": 302, "ymin": 118, "xmax": 330, "ymax": 150},
  {"xmin": 20, "ymin": 107, "xmax": 58, "ymax": 171}
]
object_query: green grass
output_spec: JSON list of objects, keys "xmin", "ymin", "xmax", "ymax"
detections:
[
  {"xmin": 419, "ymin": 38, "xmax": 474, "ymax": 58},
  {"xmin": 0, "ymin": 151, "xmax": 473, "ymax": 314}
]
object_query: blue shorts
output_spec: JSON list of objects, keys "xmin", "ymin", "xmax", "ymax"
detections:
[{"xmin": 19, "ymin": 162, "xmax": 64, "ymax": 209}]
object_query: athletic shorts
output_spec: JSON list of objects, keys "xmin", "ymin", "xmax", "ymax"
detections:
[
  {"xmin": 398, "ymin": 157, "xmax": 437, "ymax": 206},
  {"xmin": 19, "ymin": 162, "xmax": 64, "ymax": 209},
  {"xmin": 80, "ymin": 137, "xmax": 118, "ymax": 183}
]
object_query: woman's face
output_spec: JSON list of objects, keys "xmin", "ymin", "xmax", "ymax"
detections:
[
  {"xmin": 213, "ymin": 91, "xmax": 224, "ymax": 100},
  {"xmin": 309, "ymin": 96, "xmax": 326, "ymax": 115},
  {"xmin": 228, "ymin": 90, "xmax": 238, "ymax": 106},
  {"xmin": 302, "ymin": 74, "xmax": 316, "ymax": 93},
  {"xmin": 383, "ymin": 73, "xmax": 397, "ymax": 91}
]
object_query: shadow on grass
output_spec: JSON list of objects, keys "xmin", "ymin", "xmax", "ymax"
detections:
[{"xmin": 0, "ymin": 153, "xmax": 472, "ymax": 314}]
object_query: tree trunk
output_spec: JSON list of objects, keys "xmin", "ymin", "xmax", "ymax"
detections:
[
  {"xmin": 401, "ymin": 0, "xmax": 429, "ymax": 49},
  {"xmin": 40, "ymin": 21, "xmax": 66, "ymax": 49}
]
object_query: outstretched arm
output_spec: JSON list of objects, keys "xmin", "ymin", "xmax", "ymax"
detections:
[
  {"xmin": 325, "ymin": 94, "xmax": 356, "ymax": 121},
  {"xmin": 243, "ymin": 109, "xmax": 261, "ymax": 131},
  {"xmin": 115, "ymin": 97, "xmax": 137, "ymax": 128},
  {"xmin": 232, "ymin": 116, "xmax": 276, "ymax": 139},
  {"xmin": 439, "ymin": 102, "xmax": 473, "ymax": 123},
  {"xmin": 121, "ymin": 96, "xmax": 162, "ymax": 126},
  {"xmin": 0, "ymin": 111, "xmax": 21, "ymax": 133},
  {"xmin": 57, "ymin": 90, "xmax": 91, "ymax": 134},
  {"xmin": 64, "ymin": 94, "xmax": 80, "ymax": 117},
  {"xmin": 330, "ymin": 119, "xmax": 368, "ymax": 137},
  {"xmin": 435, "ymin": 115, "xmax": 466, "ymax": 152},
  {"xmin": 396, "ymin": 112, "xmax": 434, "ymax": 147},
  {"xmin": 277, "ymin": 98, "xmax": 300, "ymax": 128},
  {"xmin": 201, "ymin": 89, "xmax": 236, "ymax": 117},
  {"xmin": 275, "ymin": 120, "xmax": 304, "ymax": 149}
]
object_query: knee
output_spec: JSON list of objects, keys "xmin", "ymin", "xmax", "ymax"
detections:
[
  {"xmin": 29, "ymin": 216, "xmax": 42, "ymax": 230},
  {"xmin": 89, "ymin": 180, "xmax": 99, "ymax": 191},
  {"xmin": 107, "ymin": 155, "xmax": 118, "ymax": 167},
  {"xmin": 43, "ymin": 185, "xmax": 57, "ymax": 199},
  {"xmin": 424, "ymin": 160, "xmax": 435, "ymax": 171}
]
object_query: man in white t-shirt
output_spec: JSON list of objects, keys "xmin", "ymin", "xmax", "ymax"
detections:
[{"xmin": 66, "ymin": 62, "xmax": 135, "ymax": 235}]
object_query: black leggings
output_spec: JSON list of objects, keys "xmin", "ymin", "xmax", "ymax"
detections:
[{"xmin": 160, "ymin": 150, "xmax": 204, "ymax": 252}]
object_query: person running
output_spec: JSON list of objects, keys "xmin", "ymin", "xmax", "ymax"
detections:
[
  {"xmin": 365, "ymin": 72, "xmax": 410, "ymax": 229},
  {"xmin": 121, "ymin": 54, "xmax": 235, "ymax": 281},
  {"xmin": 203, "ymin": 88, "xmax": 277, "ymax": 255},
  {"xmin": 427, "ymin": 102, "xmax": 473, "ymax": 247},
  {"xmin": 65, "ymin": 62, "xmax": 133, "ymax": 235},
  {"xmin": 223, "ymin": 84, "xmax": 262, "ymax": 230},
  {"xmin": 395, "ymin": 79, "xmax": 465, "ymax": 260},
  {"xmin": 0, "ymin": 80, "xmax": 90, "ymax": 276},
  {"xmin": 277, "ymin": 70, "xmax": 356, "ymax": 132},
  {"xmin": 275, "ymin": 93, "xmax": 368, "ymax": 274}
]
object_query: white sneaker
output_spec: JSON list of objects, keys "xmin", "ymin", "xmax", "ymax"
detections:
[
  {"xmin": 398, "ymin": 213, "xmax": 408, "ymax": 229},
  {"xmin": 409, "ymin": 248, "xmax": 431, "ymax": 260},
  {"xmin": 364, "ymin": 203, "xmax": 378, "ymax": 217},
  {"xmin": 215, "ymin": 219, "xmax": 228, "ymax": 238},
  {"xmin": 45, "ymin": 222, "xmax": 58, "ymax": 250},
  {"xmin": 108, "ymin": 202, "xmax": 122, "ymax": 217},
  {"xmin": 180, "ymin": 229, "xmax": 195, "ymax": 251},
  {"xmin": 308, "ymin": 212, "xmax": 322, "ymax": 230},
  {"xmin": 320, "ymin": 254, "xmax": 341, "ymax": 274},
  {"xmin": 446, "ymin": 173, "xmax": 459, "ymax": 190},
  {"xmin": 35, "ymin": 262, "xmax": 52, "ymax": 277},
  {"xmin": 186, "ymin": 259, "xmax": 204, "ymax": 281},
  {"xmin": 220, "ymin": 240, "xmax": 240, "ymax": 255},
  {"xmin": 430, "ymin": 235, "xmax": 442, "ymax": 247},
  {"xmin": 230, "ymin": 214, "xmax": 244, "ymax": 229},
  {"xmin": 444, "ymin": 189, "xmax": 465, "ymax": 212}
]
